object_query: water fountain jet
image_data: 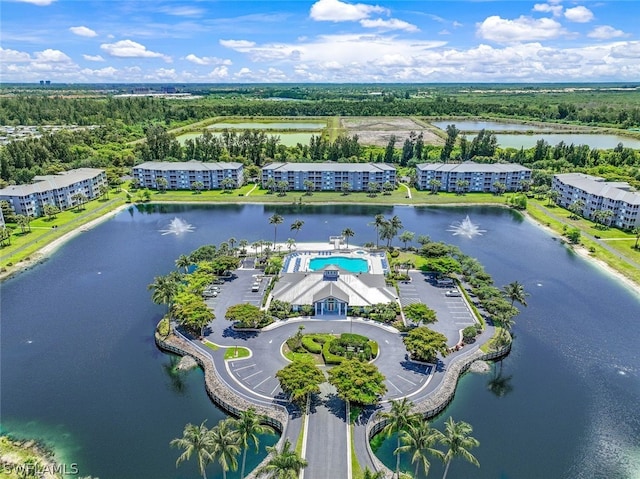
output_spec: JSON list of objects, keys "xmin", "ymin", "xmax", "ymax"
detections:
[
  {"xmin": 447, "ymin": 215, "xmax": 486, "ymax": 238},
  {"xmin": 160, "ymin": 217, "xmax": 195, "ymax": 235}
]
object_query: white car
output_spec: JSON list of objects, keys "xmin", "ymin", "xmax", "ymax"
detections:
[
  {"xmin": 251, "ymin": 282, "xmax": 260, "ymax": 292},
  {"xmin": 445, "ymin": 290, "xmax": 462, "ymax": 297}
]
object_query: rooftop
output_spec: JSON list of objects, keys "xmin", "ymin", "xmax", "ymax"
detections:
[
  {"xmin": 0, "ymin": 168, "xmax": 105, "ymax": 197},
  {"xmin": 416, "ymin": 162, "xmax": 531, "ymax": 173},
  {"xmin": 262, "ymin": 162, "xmax": 396, "ymax": 173},
  {"xmin": 555, "ymin": 173, "xmax": 640, "ymax": 205},
  {"xmin": 133, "ymin": 160, "xmax": 243, "ymax": 171}
]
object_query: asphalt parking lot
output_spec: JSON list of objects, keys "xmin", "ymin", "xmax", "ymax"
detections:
[
  {"xmin": 400, "ymin": 271, "xmax": 476, "ymax": 345},
  {"xmin": 203, "ymin": 268, "xmax": 269, "ymax": 328}
]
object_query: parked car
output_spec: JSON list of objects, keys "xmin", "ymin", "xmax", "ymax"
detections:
[
  {"xmin": 251, "ymin": 282, "xmax": 260, "ymax": 292},
  {"xmin": 203, "ymin": 290, "xmax": 218, "ymax": 298},
  {"xmin": 445, "ymin": 289, "xmax": 462, "ymax": 297}
]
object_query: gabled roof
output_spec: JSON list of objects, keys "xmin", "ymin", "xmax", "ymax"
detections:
[
  {"xmin": 133, "ymin": 160, "xmax": 243, "ymax": 171},
  {"xmin": 312, "ymin": 282, "xmax": 350, "ymax": 303}
]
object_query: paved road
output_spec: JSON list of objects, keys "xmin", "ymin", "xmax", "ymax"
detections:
[{"xmin": 303, "ymin": 383, "xmax": 349, "ymax": 479}]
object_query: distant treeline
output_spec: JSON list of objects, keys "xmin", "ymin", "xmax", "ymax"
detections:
[
  {"xmin": 2, "ymin": 94, "xmax": 640, "ymax": 128},
  {"xmin": 2, "ymin": 124, "xmax": 639, "ymax": 189}
]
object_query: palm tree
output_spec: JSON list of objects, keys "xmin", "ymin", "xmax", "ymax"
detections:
[
  {"xmin": 228, "ymin": 237, "xmax": 237, "ymax": 253},
  {"xmin": 148, "ymin": 273, "xmax": 179, "ymax": 317},
  {"xmin": 370, "ymin": 214, "xmax": 387, "ymax": 249},
  {"xmin": 209, "ymin": 419, "xmax": 241, "ymax": 479},
  {"xmin": 239, "ymin": 239, "xmax": 249, "ymax": 255},
  {"xmin": 170, "ymin": 421, "xmax": 215, "ymax": 479},
  {"xmin": 376, "ymin": 398, "xmax": 419, "ymax": 478},
  {"xmin": 342, "ymin": 228, "xmax": 355, "ymax": 249},
  {"xmin": 286, "ymin": 238, "xmax": 296, "ymax": 252},
  {"xmin": 290, "ymin": 219, "xmax": 304, "ymax": 239},
  {"xmin": 175, "ymin": 254, "xmax": 192, "ymax": 273},
  {"xmin": 502, "ymin": 281, "xmax": 529, "ymax": 307},
  {"xmin": 303, "ymin": 180, "xmax": 314, "ymax": 195},
  {"xmin": 633, "ymin": 227, "xmax": 640, "ymax": 250},
  {"xmin": 396, "ymin": 421, "xmax": 444, "ymax": 479},
  {"xmin": 234, "ymin": 408, "xmax": 275, "ymax": 479},
  {"xmin": 256, "ymin": 438, "xmax": 307, "ymax": 479},
  {"xmin": 434, "ymin": 417, "xmax": 480, "ymax": 479},
  {"xmin": 362, "ymin": 468, "xmax": 385, "ymax": 479},
  {"xmin": 269, "ymin": 213, "xmax": 284, "ymax": 248}
]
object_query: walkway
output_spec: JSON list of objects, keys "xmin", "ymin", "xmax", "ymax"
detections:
[{"xmin": 399, "ymin": 183, "xmax": 412, "ymax": 199}]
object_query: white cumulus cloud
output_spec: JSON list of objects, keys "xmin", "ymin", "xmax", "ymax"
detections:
[
  {"xmin": 309, "ymin": 0, "xmax": 387, "ymax": 22},
  {"xmin": 564, "ymin": 6, "xmax": 594, "ymax": 23},
  {"xmin": 533, "ymin": 3, "xmax": 563, "ymax": 17},
  {"xmin": 209, "ymin": 66, "xmax": 229, "ymax": 79},
  {"xmin": 588, "ymin": 26, "xmax": 626, "ymax": 40},
  {"xmin": 12, "ymin": 0, "xmax": 56, "ymax": 5},
  {"xmin": 83, "ymin": 54, "xmax": 105, "ymax": 62},
  {"xmin": 610, "ymin": 41, "xmax": 640, "ymax": 59},
  {"xmin": 100, "ymin": 40, "xmax": 171, "ymax": 62},
  {"xmin": 185, "ymin": 54, "xmax": 232, "ymax": 66},
  {"xmin": 69, "ymin": 26, "xmax": 97, "ymax": 37},
  {"xmin": 477, "ymin": 15, "xmax": 565, "ymax": 43},
  {"xmin": 360, "ymin": 18, "xmax": 419, "ymax": 32},
  {"xmin": 219, "ymin": 39, "xmax": 256, "ymax": 50},
  {"xmin": 0, "ymin": 47, "xmax": 32, "ymax": 62},
  {"xmin": 34, "ymin": 49, "xmax": 72, "ymax": 62}
]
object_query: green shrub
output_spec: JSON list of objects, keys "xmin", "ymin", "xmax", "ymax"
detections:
[
  {"xmin": 301, "ymin": 336, "xmax": 323, "ymax": 354},
  {"xmin": 368, "ymin": 340, "xmax": 379, "ymax": 358},
  {"xmin": 462, "ymin": 325, "xmax": 478, "ymax": 343},
  {"xmin": 322, "ymin": 339, "xmax": 345, "ymax": 364}
]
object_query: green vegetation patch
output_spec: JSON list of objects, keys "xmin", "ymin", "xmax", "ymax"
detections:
[{"xmin": 224, "ymin": 346, "xmax": 251, "ymax": 360}]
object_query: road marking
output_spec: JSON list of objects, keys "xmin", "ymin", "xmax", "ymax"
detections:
[
  {"xmin": 244, "ymin": 370, "xmax": 263, "ymax": 380},
  {"xmin": 271, "ymin": 384, "xmax": 280, "ymax": 395},
  {"xmin": 387, "ymin": 379, "xmax": 402, "ymax": 394},
  {"xmin": 233, "ymin": 363, "xmax": 256, "ymax": 371},
  {"xmin": 385, "ymin": 340, "xmax": 389, "ymax": 344},
  {"xmin": 254, "ymin": 376, "xmax": 271, "ymax": 388},
  {"xmin": 397, "ymin": 375, "xmax": 417, "ymax": 386},
  {"xmin": 268, "ymin": 339, "xmax": 273, "ymax": 344}
]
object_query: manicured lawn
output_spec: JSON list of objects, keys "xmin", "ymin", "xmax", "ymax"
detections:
[
  {"xmin": 526, "ymin": 199, "xmax": 640, "ymax": 285},
  {"xmin": 0, "ymin": 192, "xmax": 127, "ymax": 269},
  {"xmin": 224, "ymin": 346, "xmax": 251, "ymax": 360}
]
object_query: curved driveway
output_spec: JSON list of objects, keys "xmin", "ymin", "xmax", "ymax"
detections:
[{"xmin": 190, "ymin": 265, "xmax": 491, "ymax": 477}]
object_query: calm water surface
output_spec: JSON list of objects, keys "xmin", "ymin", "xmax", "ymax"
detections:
[
  {"xmin": 207, "ymin": 122, "xmax": 325, "ymax": 130},
  {"xmin": 431, "ymin": 120, "xmax": 558, "ymax": 132},
  {"xmin": 495, "ymin": 133, "xmax": 640, "ymax": 150},
  {"xmin": 1, "ymin": 204, "xmax": 639, "ymax": 479}
]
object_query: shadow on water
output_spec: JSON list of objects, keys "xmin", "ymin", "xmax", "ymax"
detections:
[
  {"xmin": 162, "ymin": 354, "xmax": 189, "ymax": 395},
  {"xmin": 487, "ymin": 363, "xmax": 514, "ymax": 398}
]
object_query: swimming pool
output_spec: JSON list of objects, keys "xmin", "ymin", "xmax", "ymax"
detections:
[{"xmin": 308, "ymin": 256, "xmax": 369, "ymax": 273}]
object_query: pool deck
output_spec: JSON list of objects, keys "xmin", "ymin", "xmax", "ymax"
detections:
[{"xmin": 278, "ymin": 243, "xmax": 387, "ymax": 275}]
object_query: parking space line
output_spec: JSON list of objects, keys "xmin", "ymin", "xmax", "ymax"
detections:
[
  {"xmin": 254, "ymin": 376, "xmax": 271, "ymax": 389},
  {"xmin": 396, "ymin": 375, "xmax": 417, "ymax": 386},
  {"xmin": 271, "ymin": 384, "xmax": 280, "ymax": 395},
  {"xmin": 243, "ymin": 370, "xmax": 263, "ymax": 380},
  {"xmin": 232, "ymin": 363, "xmax": 256, "ymax": 371},
  {"xmin": 387, "ymin": 379, "xmax": 402, "ymax": 394}
]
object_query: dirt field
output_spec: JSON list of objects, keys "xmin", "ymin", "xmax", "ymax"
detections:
[{"xmin": 341, "ymin": 117, "xmax": 444, "ymax": 147}]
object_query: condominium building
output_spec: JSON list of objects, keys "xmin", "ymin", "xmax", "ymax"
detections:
[
  {"xmin": 0, "ymin": 168, "xmax": 107, "ymax": 217},
  {"xmin": 552, "ymin": 173, "xmax": 640, "ymax": 229},
  {"xmin": 261, "ymin": 162, "xmax": 396, "ymax": 192},
  {"xmin": 132, "ymin": 161, "xmax": 244, "ymax": 190},
  {"xmin": 415, "ymin": 162, "xmax": 532, "ymax": 193}
]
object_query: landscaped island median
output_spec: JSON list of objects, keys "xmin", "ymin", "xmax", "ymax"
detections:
[{"xmin": 150, "ymin": 224, "xmax": 523, "ymax": 478}]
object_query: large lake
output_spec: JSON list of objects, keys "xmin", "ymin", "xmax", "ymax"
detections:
[
  {"xmin": 431, "ymin": 120, "xmax": 640, "ymax": 149},
  {"xmin": 1, "ymin": 204, "xmax": 639, "ymax": 479}
]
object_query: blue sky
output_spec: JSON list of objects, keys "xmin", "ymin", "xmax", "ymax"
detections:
[{"xmin": 1, "ymin": 0, "xmax": 638, "ymax": 83}]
